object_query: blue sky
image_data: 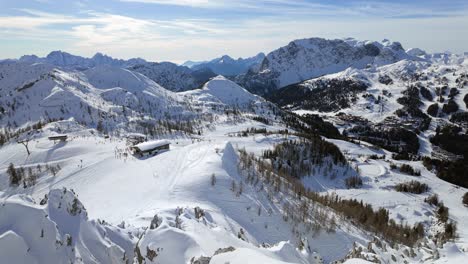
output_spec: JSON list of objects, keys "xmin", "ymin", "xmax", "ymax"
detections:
[{"xmin": 0, "ymin": 0, "xmax": 467, "ymax": 63}]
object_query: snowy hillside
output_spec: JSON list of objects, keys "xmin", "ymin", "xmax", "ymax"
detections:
[
  {"xmin": 182, "ymin": 75, "xmax": 265, "ymax": 107},
  {"xmin": 0, "ymin": 61, "xmax": 191, "ymax": 135},
  {"xmin": 1, "ymin": 114, "xmax": 466, "ymax": 263}
]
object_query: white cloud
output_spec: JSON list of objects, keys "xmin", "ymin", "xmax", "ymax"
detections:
[
  {"xmin": 119, "ymin": 0, "xmax": 468, "ymax": 18},
  {"xmin": 0, "ymin": 7, "xmax": 467, "ymax": 62}
]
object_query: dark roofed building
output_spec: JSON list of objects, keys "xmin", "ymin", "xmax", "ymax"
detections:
[
  {"xmin": 48, "ymin": 134, "xmax": 68, "ymax": 143},
  {"xmin": 131, "ymin": 140, "xmax": 170, "ymax": 156}
]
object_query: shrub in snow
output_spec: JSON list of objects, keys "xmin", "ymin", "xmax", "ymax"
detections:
[
  {"xmin": 427, "ymin": 103, "xmax": 439, "ymax": 117},
  {"xmin": 424, "ymin": 194, "xmax": 439, "ymax": 206},
  {"xmin": 441, "ymin": 222, "xmax": 457, "ymax": 242},
  {"xmin": 190, "ymin": 256, "xmax": 211, "ymax": 264},
  {"xmin": 210, "ymin": 173, "xmax": 216, "ymax": 186},
  {"xmin": 237, "ymin": 228, "xmax": 246, "ymax": 241},
  {"xmin": 378, "ymin": 74, "xmax": 393, "ymax": 85},
  {"xmin": 7, "ymin": 163, "xmax": 21, "ymax": 186},
  {"xmin": 395, "ymin": 180, "xmax": 428, "ymax": 194},
  {"xmin": 442, "ymin": 99, "xmax": 458, "ymax": 114},
  {"xmin": 399, "ymin": 164, "xmax": 421, "ymax": 176},
  {"xmin": 194, "ymin": 207, "xmax": 205, "ymax": 220},
  {"xmin": 419, "ymin": 85, "xmax": 433, "ymax": 101},
  {"xmin": 213, "ymin": 246, "xmax": 236, "ymax": 255},
  {"xmin": 146, "ymin": 246, "xmax": 157, "ymax": 261},
  {"xmin": 436, "ymin": 203, "xmax": 449, "ymax": 223},
  {"xmin": 345, "ymin": 176, "xmax": 363, "ymax": 189},
  {"xmin": 175, "ymin": 215, "xmax": 183, "ymax": 230},
  {"xmin": 463, "ymin": 192, "xmax": 468, "ymax": 206},
  {"xmin": 149, "ymin": 214, "xmax": 161, "ymax": 229},
  {"xmin": 448, "ymin": 87, "xmax": 459, "ymax": 99},
  {"xmin": 450, "ymin": 112, "xmax": 468, "ymax": 124}
]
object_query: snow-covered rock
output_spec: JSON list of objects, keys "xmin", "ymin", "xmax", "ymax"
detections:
[{"xmin": 0, "ymin": 188, "xmax": 135, "ymax": 264}]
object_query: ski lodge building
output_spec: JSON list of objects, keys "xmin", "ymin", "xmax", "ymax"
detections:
[
  {"xmin": 48, "ymin": 134, "xmax": 68, "ymax": 143},
  {"xmin": 131, "ymin": 140, "xmax": 170, "ymax": 156}
]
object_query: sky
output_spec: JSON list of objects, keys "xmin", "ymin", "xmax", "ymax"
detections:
[{"xmin": 0, "ymin": 0, "xmax": 467, "ymax": 63}]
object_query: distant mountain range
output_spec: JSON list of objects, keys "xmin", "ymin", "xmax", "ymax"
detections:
[
  {"xmin": 19, "ymin": 51, "xmax": 146, "ymax": 69},
  {"xmin": 18, "ymin": 51, "xmax": 215, "ymax": 91},
  {"xmin": 182, "ymin": 53, "xmax": 265, "ymax": 76},
  {"xmin": 10, "ymin": 37, "xmax": 467, "ymax": 97}
]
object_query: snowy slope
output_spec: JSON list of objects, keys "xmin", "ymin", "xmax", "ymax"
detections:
[
  {"xmin": 283, "ymin": 57, "xmax": 467, "ymax": 126},
  {"xmin": 182, "ymin": 75, "xmax": 264, "ymax": 107},
  {"xmin": 0, "ymin": 123, "xmax": 346, "ymax": 263},
  {"xmin": 1, "ymin": 117, "xmax": 466, "ymax": 263},
  {"xmin": 0, "ymin": 62, "xmax": 191, "ymax": 133}
]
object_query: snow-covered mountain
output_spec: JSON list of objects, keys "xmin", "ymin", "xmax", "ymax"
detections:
[
  {"xmin": 236, "ymin": 38, "xmax": 416, "ymax": 95},
  {"xmin": 1, "ymin": 37, "xmax": 468, "ymax": 264},
  {"xmin": 20, "ymin": 51, "xmax": 146, "ymax": 69},
  {"xmin": 17, "ymin": 51, "xmax": 214, "ymax": 91},
  {"xmin": 129, "ymin": 62, "xmax": 216, "ymax": 92},
  {"xmin": 182, "ymin": 75, "xmax": 264, "ymax": 107},
  {"xmin": 187, "ymin": 53, "xmax": 265, "ymax": 76},
  {"xmin": 181, "ymin": 60, "xmax": 205, "ymax": 68}
]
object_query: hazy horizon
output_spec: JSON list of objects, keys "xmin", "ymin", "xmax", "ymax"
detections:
[{"xmin": 1, "ymin": 0, "xmax": 467, "ymax": 63}]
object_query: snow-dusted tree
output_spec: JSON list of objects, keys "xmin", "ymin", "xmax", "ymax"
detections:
[
  {"xmin": 194, "ymin": 207, "xmax": 205, "ymax": 219},
  {"xmin": 238, "ymin": 182, "xmax": 243, "ymax": 196},
  {"xmin": 175, "ymin": 215, "xmax": 183, "ymax": 229},
  {"xmin": 211, "ymin": 173, "xmax": 216, "ymax": 186},
  {"xmin": 7, "ymin": 163, "xmax": 20, "ymax": 186},
  {"xmin": 231, "ymin": 180, "xmax": 237, "ymax": 193}
]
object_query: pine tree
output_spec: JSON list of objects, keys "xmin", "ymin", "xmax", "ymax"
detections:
[
  {"xmin": 7, "ymin": 163, "xmax": 20, "ymax": 186},
  {"xmin": 211, "ymin": 173, "xmax": 216, "ymax": 186},
  {"xmin": 231, "ymin": 180, "xmax": 237, "ymax": 192},
  {"xmin": 97, "ymin": 120, "xmax": 104, "ymax": 133}
]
